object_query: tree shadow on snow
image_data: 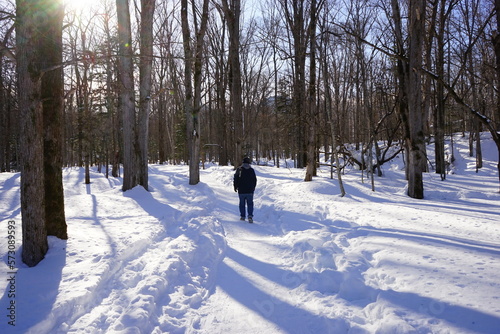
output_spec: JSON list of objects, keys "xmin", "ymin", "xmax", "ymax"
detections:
[
  {"xmin": 224, "ymin": 244, "xmax": 500, "ymax": 333},
  {"xmin": 214, "ymin": 246, "xmax": 349, "ymax": 333},
  {"xmin": 367, "ymin": 284, "xmax": 500, "ymax": 333},
  {"xmin": 352, "ymin": 225, "xmax": 500, "ymax": 256},
  {"xmin": 334, "ymin": 224, "xmax": 500, "ymax": 332},
  {"xmin": 0, "ymin": 238, "xmax": 66, "ymax": 333}
]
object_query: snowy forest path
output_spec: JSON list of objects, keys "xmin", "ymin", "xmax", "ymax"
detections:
[
  {"xmin": 191, "ymin": 166, "xmax": 355, "ymax": 333},
  {"xmin": 194, "ymin": 165, "xmax": 500, "ymax": 333},
  {"xmin": 12, "ymin": 166, "xmax": 226, "ymax": 334}
]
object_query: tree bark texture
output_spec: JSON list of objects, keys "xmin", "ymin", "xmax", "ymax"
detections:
[
  {"xmin": 391, "ymin": 0, "xmax": 410, "ymax": 181},
  {"xmin": 137, "ymin": 0, "xmax": 156, "ymax": 191},
  {"xmin": 282, "ymin": 0, "xmax": 308, "ymax": 168},
  {"xmin": 494, "ymin": 0, "xmax": 500, "ymax": 130},
  {"xmin": 181, "ymin": 0, "xmax": 197, "ymax": 185},
  {"xmin": 407, "ymin": 0, "xmax": 427, "ymax": 199},
  {"xmin": 304, "ymin": 0, "xmax": 318, "ymax": 181},
  {"xmin": 221, "ymin": 0, "xmax": 243, "ymax": 166},
  {"xmin": 191, "ymin": 0, "xmax": 209, "ymax": 183},
  {"xmin": 116, "ymin": 0, "xmax": 137, "ymax": 191},
  {"xmin": 434, "ymin": 0, "xmax": 446, "ymax": 177},
  {"xmin": 182, "ymin": 0, "xmax": 209, "ymax": 185},
  {"xmin": 492, "ymin": 0, "xmax": 500, "ymax": 190},
  {"xmin": 40, "ymin": 0, "xmax": 67, "ymax": 239},
  {"xmin": 16, "ymin": 0, "xmax": 49, "ymax": 266}
]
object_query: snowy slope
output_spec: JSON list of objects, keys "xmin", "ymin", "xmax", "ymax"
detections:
[{"xmin": 0, "ymin": 133, "xmax": 499, "ymax": 334}]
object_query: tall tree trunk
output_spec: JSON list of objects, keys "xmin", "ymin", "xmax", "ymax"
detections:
[
  {"xmin": 0, "ymin": 23, "xmax": 12, "ymax": 172},
  {"xmin": 391, "ymin": 0, "xmax": 410, "ymax": 181},
  {"xmin": 407, "ymin": 0, "xmax": 427, "ymax": 199},
  {"xmin": 17, "ymin": 0, "xmax": 49, "ymax": 266},
  {"xmin": 40, "ymin": 0, "xmax": 67, "ymax": 239},
  {"xmin": 137, "ymin": 0, "xmax": 156, "ymax": 190},
  {"xmin": 424, "ymin": 1, "xmax": 438, "ymax": 167},
  {"xmin": 354, "ymin": 5, "xmax": 375, "ymax": 189},
  {"xmin": 100, "ymin": 5, "xmax": 120, "ymax": 177},
  {"xmin": 117, "ymin": 0, "xmax": 137, "ymax": 191},
  {"xmin": 305, "ymin": 0, "xmax": 318, "ymax": 181},
  {"xmin": 181, "ymin": 0, "xmax": 208, "ymax": 185},
  {"xmin": 493, "ymin": 0, "xmax": 500, "ymax": 191},
  {"xmin": 214, "ymin": 14, "xmax": 229, "ymax": 167},
  {"xmin": 79, "ymin": 30, "xmax": 91, "ymax": 185},
  {"xmin": 191, "ymin": 0, "xmax": 209, "ymax": 182},
  {"xmin": 322, "ymin": 35, "xmax": 346, "ymax": 196},
  {"xmin": 0, "ymin": 56, "xmax": 6, "ymax": 172},
  {"xmin": 221, "ymin": 0, "xmax": 243, "ymax": 166},
  {"xmin": 181, "ymin": 0, "xmax": 195, "ymax": 184},
  {"xmin": 158, "ymin": 93, "xmax": 167, "ymax": 164},
  {"xmin": 434, "ymin": 0, "xmax": 447, "ymax": 178},
  {"xmin": 103, "ymin": 11, "xmax": 119, "ymax": 177},
  {"xmin": 494, "ymin": 0, "xmax": 500, "ymax": 130},
  {"xmin": 281, "ymin": 0, "xmax": 307, "ymax": 168},
  {"xmin": 468, "ymin": 52, "xmax": 482, "ymax": 170}
]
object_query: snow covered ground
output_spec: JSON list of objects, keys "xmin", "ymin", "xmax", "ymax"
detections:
[{"xmin": 1, "ymin": 133, "xmax": 499, "ymax": 334}]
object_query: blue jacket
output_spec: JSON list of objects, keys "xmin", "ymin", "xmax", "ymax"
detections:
[{"xmin": 233, "ymin": 164, "xmax": 257, "ymax": 194}]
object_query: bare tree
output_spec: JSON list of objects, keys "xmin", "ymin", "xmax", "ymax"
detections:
[
  {"xmin": 220, "ymin": 0, "xmax": 243, "ymax": 166},
  {"xmin": 280, "ymin": 0, "xmax": 309, "ymax": 168},
  {"xmin": 16, "ymin": 0, "xmax": 67, "ymax": 267},
  {"xmin": 389, "ymin": 0, "xmax": 410, "ymax": 179},
  {"xmin": 181, "ymin": 0, "xmax": 210, "ymax": 185},
  {"xmin": 433, "ymin": 0, "xmax": 454, "ymax": 178},
  {"xmin": 71, "ymin": 19, "xmax": 93, "ymax": 184},
  {"xmin": 205, "ymin": 6, "xmax": 230, "ymax": 165},
  {"xmin": 137, "ymin": 0, "xmax": 156, "ymax": 190},
  {"xmin": 116, "ymin": 0, "xmax": 137, "ymax": 191},
  {"xmin": 304, "ymin": 0, "xmax": 321, "ymax": 181},
  {"xmin": 406, "ymin": 0, "xmax": 427, "ymax": 199},
  {"xmin": 494, "ymin": 0, "xmax": 500, "ymax": 130},
  {"xmin": 0, "ymin": 22, "xmax": 14, "ymax": 173},
  {"xmin": 41, "ymin": 0, "xmax": 67, "ymax": 238},
  {"xmin": 101, "ymin": 2, "xmax": 121, "ymax": 178},
  {"xmin": 319, "ymin": 7, "xmax": 346, "ymax": 195}
]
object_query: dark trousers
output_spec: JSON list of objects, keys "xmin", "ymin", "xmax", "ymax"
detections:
[{"xmin": 238, "ymin": 193, "xmax": 254, "ymax": 218}]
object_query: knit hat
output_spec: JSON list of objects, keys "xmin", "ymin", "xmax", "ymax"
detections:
[{"xmin": 243, "ymin": 157, "xmax": 251, "ymax": 164}]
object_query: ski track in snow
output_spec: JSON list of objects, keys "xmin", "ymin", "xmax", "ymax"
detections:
[{"xmin": 1, "ymin": 134, "xmax": 500, "ymax": 333}]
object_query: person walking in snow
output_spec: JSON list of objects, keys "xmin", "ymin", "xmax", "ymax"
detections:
[{"xmin": 233, "ymin": 157, "xmax": 257, "ymax": 223}]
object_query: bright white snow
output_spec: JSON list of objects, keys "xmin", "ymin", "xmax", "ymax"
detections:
[{"xmin": 1, "ymin": 134, "xmax": 500, "ymax": 334}]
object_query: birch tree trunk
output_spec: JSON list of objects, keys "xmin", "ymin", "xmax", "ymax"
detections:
[{"xmin": 116, "ymin": 0, "xmax": 137, "ymax": 191}]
